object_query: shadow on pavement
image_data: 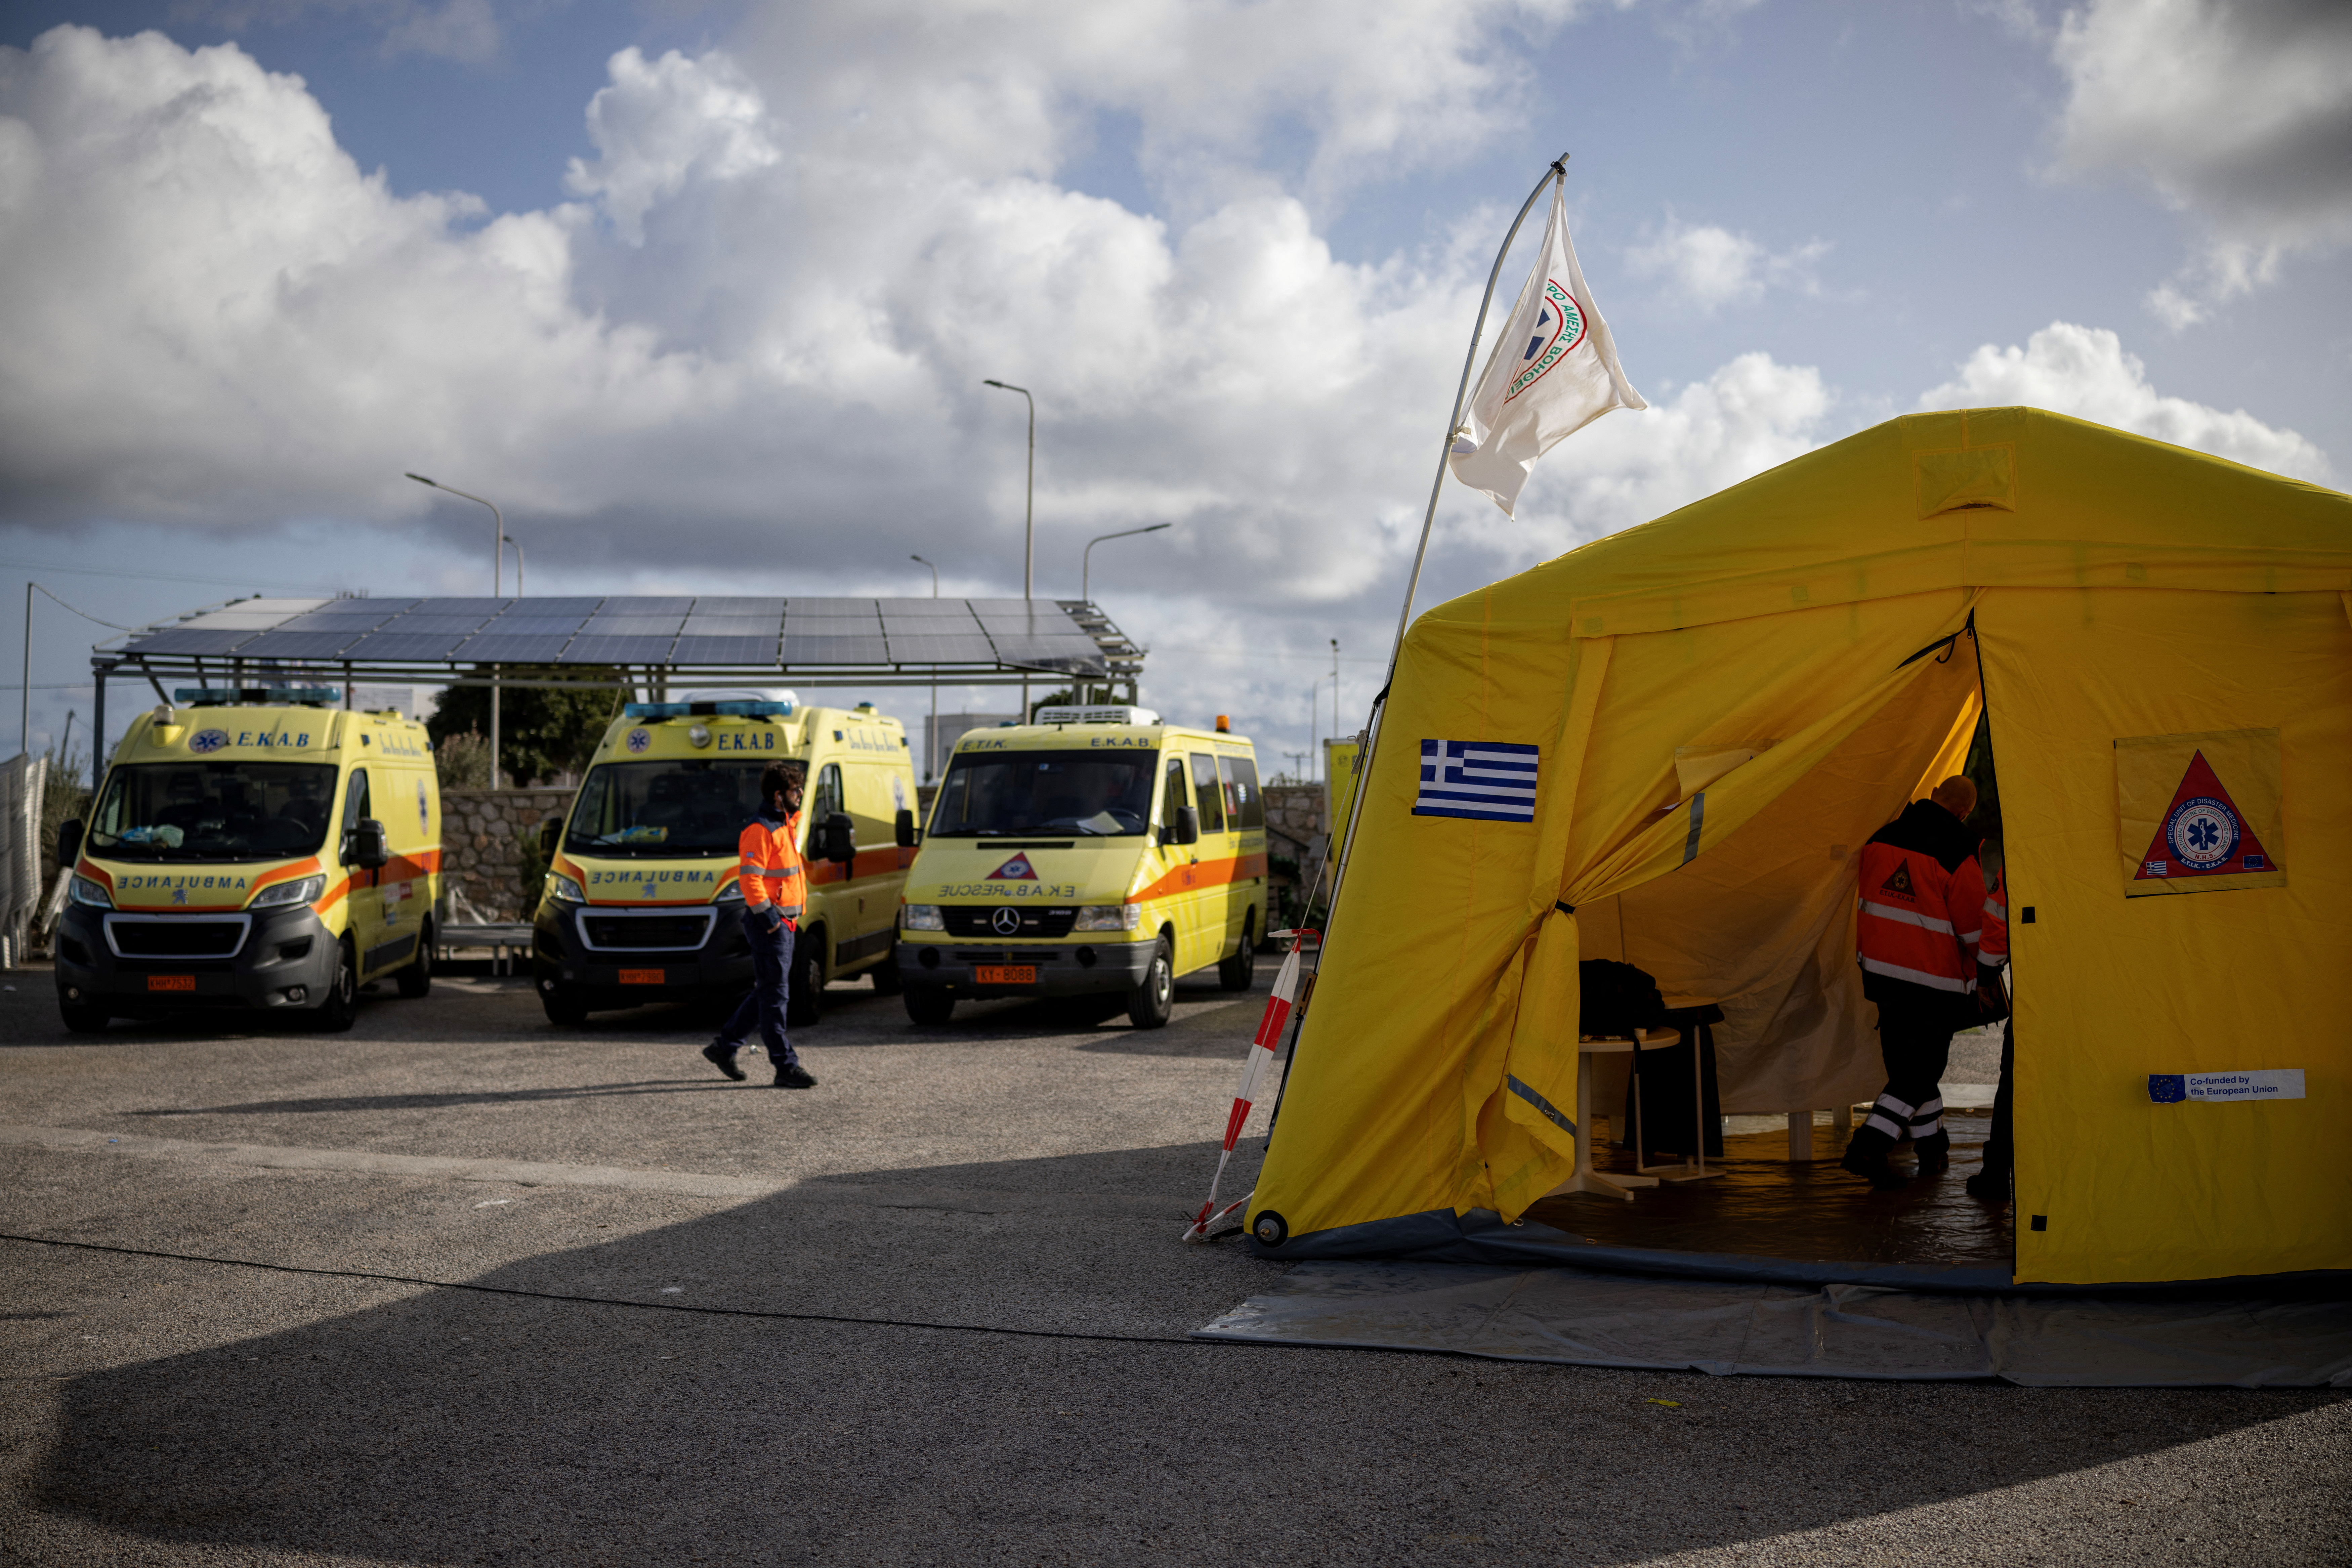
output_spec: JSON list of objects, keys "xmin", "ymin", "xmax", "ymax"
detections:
[
  {"xmin": 128, "ymin": 1081, "xmax": 745, "ymax": 1117},
  {"xmin": 22, "ymin": 1136, "xmax": 2340, "ymax": 1566}
]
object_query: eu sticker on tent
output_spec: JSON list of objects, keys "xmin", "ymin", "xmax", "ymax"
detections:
[
  {"xmin": 1415, "ymin": 740, "xmax": 1538, "ymax": 823},
  {"xmin": 2148, "ymin": 1069, "xmax": 2305, "ymax": 1104}
]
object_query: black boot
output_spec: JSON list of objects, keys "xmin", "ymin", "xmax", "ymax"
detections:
[
  {"xmin": 701, "ymin": 1042, "xmax": 746, "ymax": 1082},
  {"xmin": 1840, "ymin": 1146, "xmax": 1907, "ymax": 1191},
  {"xmin": 1965, "ymin": 1168, "xmax": 2010, "ymax": 1202},
  {"xmin": 773, "ymin": 1062, "xmax": 817, "ymax": 1089},
  {"xmin": 1914, "ymin": 1131, "xmax": 1950, "ymax": 1177}
]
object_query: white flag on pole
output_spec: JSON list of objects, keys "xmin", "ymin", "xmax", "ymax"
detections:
[{"xmin": 1446, "ymin": 185, "xmax": 1645, "ymax": 516}]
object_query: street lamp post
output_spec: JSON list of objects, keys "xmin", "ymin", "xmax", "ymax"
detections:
[
  {"xmin": 911, "ymin": 554, "xmax": 939, "ymax": 780},
  {"xmin": 1079, "ymin": 522, "xmax": 1170, "ymax": 707},
  {"xmin": 407, "ymin": 472, "xmax": 507, "ymax": 787},
  {"xmin": 1081, "ymin": 523, "xmax": 1171, "ymax": 604},
  {"xmin": 981, "ymin": 379, "xmax": 1034, "ymax": 720},
  {"xmin": 503, "ymin": 534, "xmax": 524, "ymax": 598}
]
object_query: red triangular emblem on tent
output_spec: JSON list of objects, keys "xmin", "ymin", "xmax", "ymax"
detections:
[
  {"xmin": 2133, "ymin": 749, "xmax": 2278, "ymax": 881},
  {"xmin": 987, "ymin": 854, "xmax": 1039, "ymax": 881}
]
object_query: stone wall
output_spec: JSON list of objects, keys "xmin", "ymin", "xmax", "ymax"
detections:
[
  {"xmin": 439, "ymin": 787, "xmax": 575, "ymax": 923},
  {"xmin": 1262, "ymin": 784, "xmax": 1327, "ymax": 857}
]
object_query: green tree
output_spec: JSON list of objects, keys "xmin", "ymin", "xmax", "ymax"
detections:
[{"xmin": 427, "ymin": 667, "xmax": 627, "ymax": 787}]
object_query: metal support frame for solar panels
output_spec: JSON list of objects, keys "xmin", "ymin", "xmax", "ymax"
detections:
[{"xmin": 84, "ymin": 595, "xmax": 1147, "ymax": 750}]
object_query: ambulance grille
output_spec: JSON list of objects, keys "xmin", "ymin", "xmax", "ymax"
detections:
[
  {"xmin": 943, "ymin": 906, "xmax": 1078, "ymax": 939},
  {"xmin": 108, "ymin": 918, "xmax": 248, "ymax": 958},
  {"xmin": 581, "ymin": 914, "xmax": 714, "ymax": 951}
]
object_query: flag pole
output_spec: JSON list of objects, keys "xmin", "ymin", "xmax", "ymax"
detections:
[
  {"xmin": 1392, "ymin": 154, "xmax": 1568, "ymax": 679},
  {"xmin": 1263, "ymin": 154, "xmax": 1568, "ymax": 1152}
]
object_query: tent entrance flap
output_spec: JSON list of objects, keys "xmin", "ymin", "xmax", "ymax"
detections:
[{"xmin": 1486, "ymin": 612, "xmax": 1984, "ymax": 1220}]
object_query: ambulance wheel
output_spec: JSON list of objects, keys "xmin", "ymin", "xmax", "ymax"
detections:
[
  {"xmin": 317, "ymin": 939, "xmax": 360, "ymax": 1033},
  {"xmin": 396, "ymin": 921, "xmax": 434, "ymax": 998},
  {"xmin": 788, "ymin": 935, "xmax": 824, "ymax": 1027},
  {"xmin": 1251, "ymin": 1210, "xmax": 1289, "ymax": 1248},
  {"xmin": 58, "ymin": 994, "xmax": 110, "ymax": 1034},
  {"xmin": 904, "ymin": 985, "xmax": 955, "ymax": 1025},
  {"xmin": 1128, "ymin": 935, "xmax": 1175, "ymax": 1030},
  {"xmin": 869, "ymin": 957, "xmax": 905, "ymax": 996},
  {"xmin": 1217, "ymin": 913, "xmax": 1257, "ymax": 991},
  {"xmin": 539, "ymin": 974, "xmax": 589, "ymax": 1026}
]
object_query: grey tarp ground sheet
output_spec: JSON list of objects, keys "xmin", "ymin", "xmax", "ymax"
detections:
[{"xmin": 1194, "ymin": 1261, "xmax": 2352, "ymax": 1388}]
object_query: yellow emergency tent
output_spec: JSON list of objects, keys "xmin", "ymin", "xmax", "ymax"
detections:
[{"xmin": 1251, "ymin": 407, "xmax": 2351, "ymax": 1287}]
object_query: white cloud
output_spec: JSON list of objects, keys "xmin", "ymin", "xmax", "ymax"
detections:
[
  {"xmin": 565, "ymin": 48, "xmax": 781, "ymax": 246},
  {"xmin": 1624, "ymin": 217, "xmax": 1829, "ymax": 313},
  {"xmin": 1452, "ymin": 352, "xmax": 1834, "ymax": 574},
  {"xmin": 1917, "ymin": 321, "xmax": 2334, "ymax": 483},
  {"xmin": 2045, "ymin": 0, "xmax": 2352, "ymax": 315},
  {"xmin": 0, "ymin": 23, "xmax": 1514, "ymax": 621}
]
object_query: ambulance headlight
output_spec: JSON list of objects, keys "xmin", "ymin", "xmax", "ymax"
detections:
[
  {"xmin": 900, "ymin": 904, "xmax": 944, "ymax": 931},
  {"xmin": 249, "ymin": 874, "xmax": 327, "ymax": 910},
  {"xmin": 547, "ymin": 872, "xmax": 586, "ymax": 904},
  {"xmin": 714, "ymin": 880, "xmax": 744, "ymax": 903},
  {"xmin": 68, "ymin": 876, "xmax": 113, "ymax": 909},
  {"xmin": 1073, "ymin": 905, "xmax": 1141, "ymax": 932}
]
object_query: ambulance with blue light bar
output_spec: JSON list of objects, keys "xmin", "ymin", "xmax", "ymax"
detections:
[
  {"xmin": 894, "ymin": 705, "xmax": 1267, "ymax": 1028},
  {"xmin": 54, "ymin": 688, "xmax": 442, "ymax": 1032},
  {"xmin": 532, "ymin": 693, "xmax": 919, "ymax": 1025}
]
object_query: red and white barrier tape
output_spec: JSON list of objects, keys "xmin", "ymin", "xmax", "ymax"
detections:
[{"xmin": 1181, "ymin": 928, "xmax": 1314, "ymax": 1242}]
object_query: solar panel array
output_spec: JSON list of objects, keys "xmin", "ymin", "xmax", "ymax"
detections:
[{"xmin": 116, "ymin": 596, "xmax": 1113, "ymax": 675}]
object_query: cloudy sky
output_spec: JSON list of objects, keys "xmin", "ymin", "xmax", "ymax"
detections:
[{"xmin": 3, "ymin": 0, "xmax": 2347, "ymax": 775}]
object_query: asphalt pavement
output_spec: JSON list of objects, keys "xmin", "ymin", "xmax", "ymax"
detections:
[{"xmin": 1, "ymin": 963, "xmax": 2344, "ymax": 1566}]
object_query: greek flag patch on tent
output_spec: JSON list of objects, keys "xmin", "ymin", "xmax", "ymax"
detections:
[{"xmin": 1415, "ymin": 740, "xmax": 1538, "ymax": 822}]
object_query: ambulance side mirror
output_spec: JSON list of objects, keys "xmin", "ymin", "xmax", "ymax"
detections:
[
  {"xmin": 894, "ymin": 808, "xmax": 920, "ymax": 849},
  {"xmin": 57, "ymin": 819, "xmax": 82, "ymax": 866},
  {"xmin": 347, "ymin": 819, "xmax": 390, "ymax": 871},
  {"xmin": 538, "ymin": 818, "xmax": 561, "ymax": 858},
  {"xmin": 1163, "ymin": 806, "xmax": 1200, "ymax": 848},
  {"xmin": 817, "ymin": 811, "xmax": 856, "ymax": 863}
]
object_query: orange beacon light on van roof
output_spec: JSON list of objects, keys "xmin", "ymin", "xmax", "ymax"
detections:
[{"xmin": 1215, "ymin": 715, "xmax": 1230, "ymax": 732}]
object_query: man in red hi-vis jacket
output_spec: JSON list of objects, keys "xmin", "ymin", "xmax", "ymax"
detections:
[
  {"xmin": 703, "ymin": 760, "xmax": 818, "ymax": 1089},
  {"xmin": 1842, "ymin": 775, "xmax": 1984, "ymax": 1188}
]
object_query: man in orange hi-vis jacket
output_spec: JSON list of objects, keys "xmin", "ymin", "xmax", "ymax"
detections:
[
  {"xmin": 1841, "ymin": 775, "xmax": 1984, "ymax": 1188},
  {"xmin": 703, "ymin": 760, "xmax": 818, "ymax": 1089}
]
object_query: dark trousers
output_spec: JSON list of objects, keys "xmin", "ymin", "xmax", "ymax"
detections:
[
  {"xmin": 717, "ymin": 911, "xmax": 796, "ymax": 1069},
  {"xmin": 1979, "ymin": 1018, "xmax": 2014, "ymax": 1180},
  {"xmin": 1847, "ymin": 1001, "xmax": 1955, "ymax": 1157}
]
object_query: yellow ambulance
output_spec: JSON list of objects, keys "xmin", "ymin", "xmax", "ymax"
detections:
[
  {"xmin": 894, "ymin": 705, "xmax": 1268, "ymax": 1027},
  {"xmin": 55, "ymin": 687, "xmax": 442, "ymax": 1032},
  {"xmin": 533, "ymin": 695, "xmax": 918, "ymax": 1025}
]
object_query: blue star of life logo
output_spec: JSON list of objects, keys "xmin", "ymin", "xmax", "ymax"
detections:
[
  {"xmin": 2166, "ymin": 795, "xmax": 2238, "ymax": 870},
  {"xmin": 190, "ymin": 729, "xmax": 229, "ymax": 754},
  {"xmin": 172, "ymin": 887, "xmax": 188, "ymax": 905}
]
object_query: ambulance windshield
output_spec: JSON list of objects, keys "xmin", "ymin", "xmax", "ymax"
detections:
[
  {"xmin": 931, "ymin": 750, "xmax": 1157, "ymax": 837},
  {"xmin": 566, "ymin": 760, "xmax": 766, "ymax": 856},
  {"xmin": 88, "ymin": 762, "xmax": 339, "ymax": 861}
]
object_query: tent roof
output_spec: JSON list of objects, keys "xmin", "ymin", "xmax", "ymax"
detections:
[{"xmin": 1459, "ymin": 408, "xmax": 2349, "ymax": 642}]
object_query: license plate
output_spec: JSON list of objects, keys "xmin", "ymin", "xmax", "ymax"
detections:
[
  {"xmin": 618, "ymin": 969, "xmax": 666, "ymax": 985},
  {"xmin": 974, "ymin": 965, "xmax": 1036, "ymax": 985},
  {"xmin": 147, "ymin": 975, "xmax": 196, "ymax": 992}
]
